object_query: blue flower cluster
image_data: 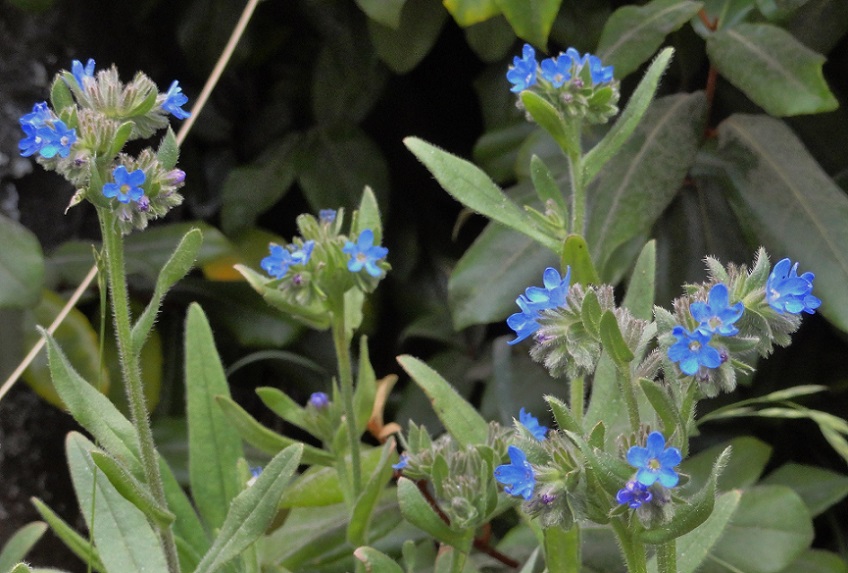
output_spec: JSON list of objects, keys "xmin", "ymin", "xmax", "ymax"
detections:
[
  {"xmin": 767, "ymin": 258, "xmax": 820, "ymax": 315},
  {"xmin": 617, "ymin": 431, "xmax": 681, "ymax": 509},
  {"xmin": 507, "ymin": 44, "xmax": 615, "ymax": 93},
  {"xmin": 261, "ymin": 241, "xmax": 315, "ymax": 279},
  {"xmin": 668, "ymin": 283, "xmax": 742, "ymax": 376},
  {"xmin": 18, "ymin": 102, "xmax": 77, "ymax": 159},
  {"xmin": 343, "ymin": 229, "xmax": 388, "ymax": 278},
  {"xmin": 507, "ymin": 267, "xmax": 571, "ymax": 345},
  {"xmin": 103, "ymin": 166, "xmax": 146, "ymax": 204}
]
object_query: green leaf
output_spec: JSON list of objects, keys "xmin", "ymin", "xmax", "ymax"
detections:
[
  {"xmin": 108, "ymin": 122, "xmax": 135, "ymax": 157},
  {"xmin": 281, "ymin": 446, "xmax": 389, "ymax": 507},
  {"xmin": 580, "ymin": 289, "xmax": 603, "ymax": 339},
  {"xmin": 651, "ymin": 490, "xmax": 742, "ymax": 573},
  {"xmin": 185, "ymin": 303, "xmax": 245, "ymax": 530},
  {"xmin": 368, "ymin": 0, "xmax": 446, "ymax": 74},
  {"xmin": 495, "ymin": 0, "xmax": 562, "ymax": 46},
  {"xmin": 681, "ymin": 436, "xmax": 772, "ymax": 493},
  {"xmin": 520, "ymin": 91, "xmax": 580, "ymax": 159},
  {"xmin": 90, "ymin": 451, "xmax": 175, "ymax": 528},
  {"xmin": 621, "ymin": 240, "xmax": 656, "ymax": 321},
  {"xmin": 235, "ymin": 264, "xmax": 331, "ymax": 330},
  {"xmin": 597, "ymin": 0, "xmax": 703, "ymax": 79},
  {"xmin": 582, "ymin": 47, "xmax": 674, "ymax": 187},
  {"xmin": 0, "ymin": 522, "xmax": 47, "ymax": 573},
  {"xmin": 255, "ymin": 387, "xmax": 310, "ymax": 432},
  {"xmin": 705, "ymin": 23, "xmax": 837, "ymax": 116},
  {"xmin": 49, "ymin": 75, "xmax": 74, "ymax": 112},
  {"xmin": 31, "ymin": 498, "xmax": 106, "ymax": 573},
  {"xmin": 776, "ymin": 549, "xmax": 848, "ymax": 573},
  {"xmin": 0, "ymin": 213, "xmax": 44, "ymax": 309},
  {"xmin": 348, "ymin": 439, "xmax": 399, "ymax": 546},
  {"xmin": 23, "ymin": 290, "xmax": 108, "ymax": 409},
  {"xmin": 132, "ymin": 228, "xmax": 202, "ymax": 351},
  {"xmin": 530, "ymin": 154, "xmax": 567, "ymax": 214},
  {"xmin": 443, "ymin": 0, "xmax": 500, "ymax": 26},
  {"xmin": 397, "ymin": 477, "xmax": 466, "ymax": 546},
  {"xmin": 157, "ymin": 127, "xmax": 179, "ymax": 170},
  {"xmin": 709, "ymin": 114, "xmax": 848, "ymax": 332},
  {"xmin": 354, "ymin": 336, "xmax": 378, "ymax": 436},
  {"xmin": 355, "ymin": 0, "xmax": 406, "ymax": 27},
  {"xmin": 762, "ymin": 463, "xmax": 848, "ymax": 517},
  {"xmin": 448, "ymin": 216, "xmax": 557, "ymax": 329},
  {"xmin": 215, "ymin": 395, "xmax": 335, "ymax": 466},
  {"xmin": 639, "ymin": 378, "xmax": 681, "ymax": 437},
  {"xmin": 586, "ymin": 92, "xmax": 706, "ymax": 276},
  {"xmin": 354, "ymin": 547, "xmax": 405, "ymax": 573},
  {"xmin": 397, "ymin": 355, "xmax": 489, "ymax": 447},
  {"xmin": 639, "ymin": 446, "xmax": 732, "ymax": 544},
  {"xmin": 66, "ymin": 433, "xmax": 169, "ymax": 573},
  {"xmin": 194, "ymin": 444, "xmax": 303, "ymax": 573},
  {"xmin": 699, "ymin": 486, "xmax": 814, "ymax": 573},
  {"xmin": 220, "ymin": 134, "xmax": 302, "ymax": 235},
  {"xmin": 599, "ymin": 310, "xmax": 634, "ymax": 366},
  {"xmin": 404, "ymin": 137, "xmax": 559, "ymax": 251},
  {"xmin": 561, "ymin": 234, "xmax": 601, "ymax": 286},
  {"xmin": 354, "ymin": 187, "xmax": 384, "ymax": 246}
]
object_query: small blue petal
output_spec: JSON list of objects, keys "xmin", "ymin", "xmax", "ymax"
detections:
[
  {"xmin": 767, "ymin": 258, "xmax": 820, "ymax": 315},
  {"xmin": 626, "ymin": 432, "xmax": 681, "ymax": 490},
  {"xmin": 519, "ymin": 408, "xmax": 548, "ymax": 440},
  {"xmin": 343, "ymin": 229, "xmax": 388, "ymax": 278},
  {"xmin": 494, "ymin": 445, "xmax": 535, "ymax": 500}
]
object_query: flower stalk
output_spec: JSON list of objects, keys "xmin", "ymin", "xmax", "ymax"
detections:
[{"xmin": 330, "ymin": 307, "xmax": 362, "ymax": 497}]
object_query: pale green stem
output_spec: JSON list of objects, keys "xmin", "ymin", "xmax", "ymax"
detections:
[
  {"xmin": 657, "ymin": 540, "xmax": 677, "ymax": 573},
  {"xmin": 98, "ymin": 210, "xmax": 179, "ymax": 573},
  {"xmin": 331, "ymin": 312, "xmax": 362, "ymax": 497},
  {"xmin": 545, "ymin": 525, "xmax": 581, "ymax": 573},
  {"xmin": 568, "ymin": 152, "xmax": 586, "ymax": 236},
  {"xmin": 611, "ymin": 518, "xmax": 648, "ymax": 573},
  {"xmin": 570, "ymin": 376, "xmax": 584, "ymax": 426}
]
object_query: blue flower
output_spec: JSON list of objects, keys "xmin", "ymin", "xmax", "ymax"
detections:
[
  {"xmin": 103, "ymin": 166, "xmax": 146, "ymax": 203},
  {"xmin": 261, "ymin": 245, "xmax": 293, "ymax": 279},
  {"xmin": 540, "ymin": 53, "xmax": 572, "ymax": 88},
  {"xmin": 308, "ymin": 391, "xmax": 329, "ymax": 409},
  {"xmin": 162, "ymin": 80, "xmax": 191, "ymax": 120},
  {"xmin": 507, "ymin": 267, "xmax": 571, "ymax": 345},
  {"xmin": 392, "ymin": 454, "xmax": 408, "ymax": 471},
  {"xmin": 586, "ymin": 54, "xmax": 614, "ymax": 84},
  {"xmin": 668, "ymin": 326, "xmax": 722, "ymax": 376},
  {"xmin": 37, "ymin": 120, "xmax": 77, "ymax": 159},
  {"xmin": 616, "ymin": 480, "xmax": 653, "ymax": 509},
  {"xmin": 72, "ymin": 58, "xmax": 96, "ymax": 88},
  {"xmin": 290, "ymin": 240, "xmax": 314, "ymax": 265},
  {"xmin": 247, "ymin": 466, "xmax": 262, "ymax": 486},
  {"xmin": 20, "ymin": 102, "xmax": 53, "ymax": 129},
  {"xmin": 519, "ymin": 408, "xmax": 548, "ymax": 441},
  {"xmin": 767, "ymin": 258, "xmax": 821, "ymax": 315},
  {"xmin": 691, "ymin": 283, "xmax": 744, "ymax": 336},
  {"xmin": 626, "ymin": 431, "xmax": 682, "ymax": 488},
  {"xmin": 507, "ymin": 44, "xmax": 537, "ymax": 93},
  {"xmin": 319, "ymin": 209, "xmax": 337, "ymax": 224},
  {"xmin": 494, "ymin": 445, "xmax": 535, "ymax": 500},
  {"xmin": 19, "ymin": 125, "xmax": 45, "ymax": 157},
  {"xmin": 343, "ymin": 229, "xmax": 388, "ymax": 277}
]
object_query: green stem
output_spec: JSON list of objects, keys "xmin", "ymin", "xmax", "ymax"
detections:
[
  {"xmin": 98, "ymin": 210, "xmax": 179, "ymax": 573},
  {"xmin": 331, "ymin": 310, "xmax": 362, "ymax": 497},
  {"xmin": 657, "ymin": 540, "xmax": 677, "ymax": 573},
  {"xmin": 570, "ymin": 376, "xmax": 584, "ymax": 426},
  {"xmin": 611, "ymin": 518, "xmax": 648, "ymax": 573},
  {"xmin": 568, "ymin": 152, "xmax": 586, "ymax": 236},
  {"xmin": 545, "ymin": 525, "xmax": 581, "ymax": 573},
  {"xmin": 618, "ymin": 366, "xmax": 641, "ymax": 434}
]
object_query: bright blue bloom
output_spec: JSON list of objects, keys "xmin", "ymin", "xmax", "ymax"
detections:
[
  {"xmin": 392, "ymin": 454, "xmax": 408, "ymax": 471},
  {"xmin": 586, "ymin": 54, "xmax": 614, "ymax": 84},
  {"xmin": 507, "ymin": 267, "xmax": 571, "ymax": 345},
  {"xmin": 691, "ymin": 283, "xmax": 744, "ymax": 336},
  {"xmin": 20, "ymin": 102, "xmax": 53, "ymax": 129},
  {"xmin": 540, "ymin": 53, "xmax": 572, "ymax": 88},
  {"xmin": 343, "ymin": 229, "xmax": 388, "ymax": 277},
  {"xmin": 767, "ymin": 258, "xmax": 821, "ymax": 315},
  {"xmin": 72, "ymin": 58, "xmax": 95, "ymax": 88},
  {"xmin": 103, "ymin": 166, "xmax": 146, "ymax": 203},
  {"xmin": 308, "ymin": 391, "xmax": 330, "ymax": 409},
  {"xmin": 494, "ymin": 445, "xmax": 535, "ymax": 500},
  {"xmin": 19, "ymin": 124, "xmax": 45, "ymax": 157},
  {"xmin": 291, "ymin": 240, "xmax": 314, "ymax": 265},
  {"xmin": 319, "ymin": 209, "xmax": 337, "ymax": 224},
  {"xmin": 626, "ymin": 431, "xmax": 682, "ymax": 488},
  {"xmin": 616, "ymin": 480, "xmax": 653, "ymax": 509},
  {"xmin": 507, "ymin": 44, "xmax": 537, "ymax": 93},
  {"xmin": 37, "ymin": 120, "xmax": 77, "ymax": 159},
  {"xmin": 162, "ymin": 80, "xmax": 191, "ymax": 119},
  {"xmin": 519, "ymin": 408, "xmax": 548, "ymax": 441},
  {"xmin": 668, "ymin": 326, "xmax": 722, "ymax": 376},
  {"xmin": 261, "ymin": 245, "xmax": 293, "ymax": 279}
]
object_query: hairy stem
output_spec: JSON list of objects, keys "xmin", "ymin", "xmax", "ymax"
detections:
[
  {"xmin": 98, "ymin": 210, "xmax": 179, "ymax": 573},
  {"xmin": 611, "ymin": 518, "xmax": 648, "ymax": 573},
  {"xmin": 657, "ymin": 540, "xmax": 677, "ymax": 573},
  {"xmin": 331, "ymin": 312, "xmax": 362, "ymax": 497}
]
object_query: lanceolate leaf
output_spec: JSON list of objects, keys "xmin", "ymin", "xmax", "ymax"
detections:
[
  {"xmin": 0, "ymin": 213, "xmax": 44, "ymax": 309},
  {"xmin": 705, "ymin": 23, "xmax": 837, "ymax": 117},
  {"xmin": 31, "ymin": 498, "xmax": 106, "ymax": 573},
  {"xmin": 495, "ymin": 0, "xmax": 562, "ymax": 47},
  {"xmin": 597, "ymin": 0, "xmax": 703, "ymax": 79},
  {"xmin": 586, "ymin": 92, "xmax": 706, "ymax": 277},
  {"xmin": 709, "ymin": 114, "xmax": 848, "ymax": 332},
  {"xmin": 0, "ymin": 522, "xmax": 47, "ymax": 573}
]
